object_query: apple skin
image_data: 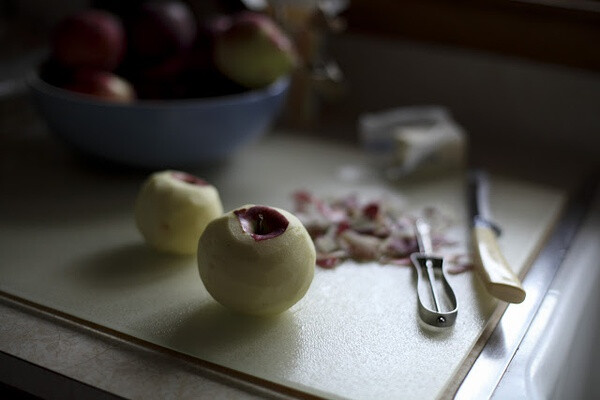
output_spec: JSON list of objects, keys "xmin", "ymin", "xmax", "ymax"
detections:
[
  {"xmin": 129, "ymin": 0, "xmax": 197, "ymax": 64},
  {"xmin": 198, "ymin": 204, "xmax": 315, "ymax": 316},
  {"xmin": 187, "ymin": 14, "xmax": 232, "ymax": 76},
  {"xmin": 178, "ymin": 14, "xmax": 247, "ymax": 98},
  {"xmin": 52, "ymin": 9, "xmax": 126, "ymax": 71},
  {"xmin": 135, "ymin": 170, "xmax": 223, "ymax": 255},
  {"xmin": 213, "ymin": 12, "xmax": 297, "ymax": 89},
  {"xmin": 63, "ymin": 69, "xmax": 136, "ymax": 103},
  {"xmin": 130, "ymin": 54, "xmax": 191, "ymax": 99}
]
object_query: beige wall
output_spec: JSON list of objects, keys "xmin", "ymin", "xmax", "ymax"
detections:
[{"xmin": 321, "ymin": 33, "xmax": 600, "ymax": 156}]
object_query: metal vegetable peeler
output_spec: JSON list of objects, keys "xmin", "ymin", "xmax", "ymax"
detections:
[{"xmin": 410, "ymin": 219, "xmax": 458, "ymax": 327}]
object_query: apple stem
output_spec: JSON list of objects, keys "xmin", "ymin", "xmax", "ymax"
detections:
[
  {"xmin": 234, "ymin": 206, "xmax": 289, "ymax": 241},
  {"xmin": 257, "ymin": 213, "xmax": 265, "ymax": 234}
]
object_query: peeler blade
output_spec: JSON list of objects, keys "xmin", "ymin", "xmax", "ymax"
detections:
[{"xmin": 411, "ymin": 219, "xmax": 458, "ymax": 328}]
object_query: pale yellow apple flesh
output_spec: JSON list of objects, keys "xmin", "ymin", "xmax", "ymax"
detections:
[
  {"xmin": 197, "ymin": 205, "xmax": 315, "ymax": 316},
  {"xmin": 134, "ymin": 170, "xmax": 223, "ymax": 255}
]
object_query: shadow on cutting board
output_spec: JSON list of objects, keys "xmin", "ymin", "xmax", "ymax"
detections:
[
  {"xmin": 64, "ymin": 242, "xmax": 193, "ymax": 289},
  {"xmin": 161, "ymin": 301, "xmax": 303, "ymax": 372}
]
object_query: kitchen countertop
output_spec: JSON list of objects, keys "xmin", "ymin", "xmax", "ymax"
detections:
[
  {"xmin": 2, "ymin": 186, "xmax": 597, "ymax": 399},
  {"xmin": 1, "ymin": 86, "xmax": 599, "ymax": 398}
]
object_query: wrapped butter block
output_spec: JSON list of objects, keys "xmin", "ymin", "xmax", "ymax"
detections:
[{"xmin": 358, "ymin": 106, "xmax": 467, "ymax": 180}]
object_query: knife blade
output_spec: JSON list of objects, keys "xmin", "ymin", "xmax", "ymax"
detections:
[{"xmin": 468, "ymin": 170, "xmax": 526, "ymax": 304}]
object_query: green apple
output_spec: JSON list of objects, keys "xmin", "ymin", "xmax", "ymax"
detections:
[
  {"xmin": 198, "ymin": 205, "xmax": 315, "ymax": 316},
  {"xmin": 213, "ymin": 12, "xmax": 297, "ymax": 89},
  {"xmin": 134, "ymin": 170, "xmax": 223, "ymax": 255}
]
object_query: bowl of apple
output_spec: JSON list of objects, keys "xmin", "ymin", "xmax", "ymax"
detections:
[{"xmin": 29, "ymin": 2, "xmax": 296, "ymax": 169}]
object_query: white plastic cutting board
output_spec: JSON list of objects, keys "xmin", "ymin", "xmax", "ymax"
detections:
[{"xmin": 0, "ymin": 135, "xmax": 565, "ymax": 399}]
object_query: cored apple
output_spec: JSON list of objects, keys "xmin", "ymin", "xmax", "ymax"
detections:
[
  {"xmin": 63, "ymin": 69, "xmax": 136, "ymax": 103},
  {"xmin": 52, "ymin": 9, "xmax": 126, "ymax": 71},
  {"xmin": 198, "ymin": 205, "xmax": 315, "ymax": 316},
  {"xmin": 213, "ymin": 12, "xmax": 297, "ymax": 89},
  {"xmin": 134, "ymin": 171, "xmax": 223, "ymax": 255}
]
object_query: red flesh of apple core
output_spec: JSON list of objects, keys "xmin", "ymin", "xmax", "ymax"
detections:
[
  {"xmin": 235, "ymin": 206, "xmax": 289, "ymax": 241},
  {"xmin": 171, "ymin": 171, "xmax": 208, "ymax": 185}
]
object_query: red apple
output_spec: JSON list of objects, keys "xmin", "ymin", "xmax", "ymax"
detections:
[
  {"xmin": 52, "ymin": 9, "xmax": 126, "ymax": 71},
  {"xmin": 63, "ymin": 69, "xmax": 136, "ymax": 103},
  {"xmin": 189, "ymin": 14, "xmax": 232, "ymax": 71},
  {"xmin": 213, "ymin": 12, "xmax": 297, "ymax": 89},
  {"xmin": 129, "ymin": 52, "xmax": 197, "ymax": 99},
  {"xmin": 179, "ymin": 15, "xmax": 247, "ymax": 98},
  {"xmin": 200, "ymin": 14, "xmax": 233, "ymax": 41},
  {"xmin": 129, "ymin": 1, "xmax": 197, "ymax": 64}
]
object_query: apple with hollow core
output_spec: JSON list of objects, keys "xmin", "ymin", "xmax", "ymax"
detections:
[
  {"xmin": 198, "ymin": 205, "xmax": 315, "ymax": 316},
  {"xmin": 134, "ymin": 170, "xmax": 223, "ymax": 255}
]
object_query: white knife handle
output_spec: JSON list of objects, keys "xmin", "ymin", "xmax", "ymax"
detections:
[{"xmin": 473, "ymin": 226, "xmax": 526, "ymax": 304}]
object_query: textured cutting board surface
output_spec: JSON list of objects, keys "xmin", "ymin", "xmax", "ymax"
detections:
[{"xmin": 0, "ymin": 135, "xmax": 565, "ymax": 399}]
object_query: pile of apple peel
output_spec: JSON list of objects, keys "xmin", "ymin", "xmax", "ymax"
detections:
[{"xmin": 291, "ymin": 190, "xmax": 473, "ymax": 274}]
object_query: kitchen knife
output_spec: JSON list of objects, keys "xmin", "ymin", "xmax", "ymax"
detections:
[{"xmin": 468, "ymin": 170, "xmax": 526, "ymax": 304}]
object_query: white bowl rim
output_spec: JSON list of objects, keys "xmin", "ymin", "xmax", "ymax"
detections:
[{"xmin": 27, "ymin": 72, "xmax": 290, "ymax": 110}]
